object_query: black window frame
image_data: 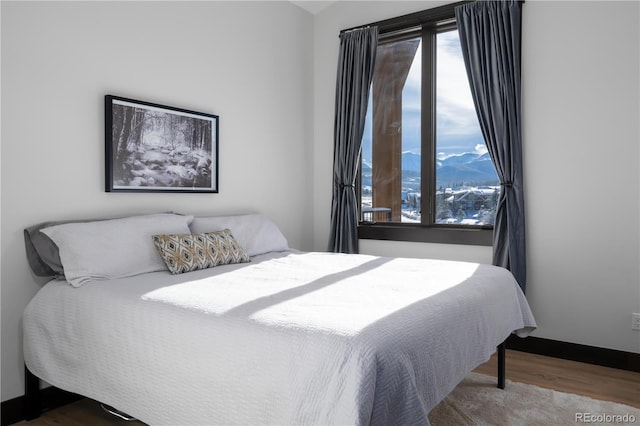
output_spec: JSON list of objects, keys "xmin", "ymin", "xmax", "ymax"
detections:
[{"xmin": 351, "ymin": 1, "xmax": 493, "ymax": 247}]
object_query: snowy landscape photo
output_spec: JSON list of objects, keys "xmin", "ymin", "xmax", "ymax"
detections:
[{"xmin": 105, "ymin": 96, "xmax": 218, "ymax": 193}]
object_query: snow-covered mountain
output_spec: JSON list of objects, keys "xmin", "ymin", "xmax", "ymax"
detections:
[
  {"xmin": 434, "ymin": 152, "xmax": 498, "ymax": 187},
  {"xmin": 361, "ymin": 151, "xmax": 499, "ymax": 188}
]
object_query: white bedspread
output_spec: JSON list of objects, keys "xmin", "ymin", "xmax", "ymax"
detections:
[{"xmin": 24, "ymin": 251, "xmax": 536, "ymax": 425}]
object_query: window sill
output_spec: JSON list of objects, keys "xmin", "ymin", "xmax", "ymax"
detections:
[{"xmin": 357, "ymin": 223, "xmax": 493, "ymax": 246}]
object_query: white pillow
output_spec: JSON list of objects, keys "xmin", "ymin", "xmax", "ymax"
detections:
[
  {"xmin": 189, "ymin": 213, "xmax": 288, "ymax": 257},
  {"xmin": 40, "ymin": 213, "xmax": 193, "ymax": 287}
]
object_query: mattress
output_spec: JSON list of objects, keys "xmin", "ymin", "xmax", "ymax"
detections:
[{"xmin": 23, "ymin": 250, "xmax": 536, "ymax": 425}]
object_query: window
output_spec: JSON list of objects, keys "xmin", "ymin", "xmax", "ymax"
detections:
[{"xmin": 358, "ymin": 3, "xmax": 498, "ymax": 245}]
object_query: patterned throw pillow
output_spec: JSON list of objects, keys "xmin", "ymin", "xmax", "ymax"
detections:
[{"xmin": 153, "ymin": 229, "xmax": 250, "ymax": 274}]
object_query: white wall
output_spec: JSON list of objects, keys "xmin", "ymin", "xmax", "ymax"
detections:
[
  {"xmin": 313, "ymin": 0, "xmax": 640, "ymax": 354},
  {"xmin": 522, "ymin": 0, "xmax": 639, "ymax": 353},
  {"xmin": 1, "ymin": 1, "xmax": 314, "ymax": 401}
]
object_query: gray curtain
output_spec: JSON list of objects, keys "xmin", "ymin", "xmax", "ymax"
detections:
[
  {"xmin": 456, "ymin": 1, "xmax": 526, "ymax": 292},
  {"xmin": 328, "ymin": 27, "xmax": 378, "ymax": 253}
]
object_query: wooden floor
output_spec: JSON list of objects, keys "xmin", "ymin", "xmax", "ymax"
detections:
[
  {"xmin": 13, "ymin": 350, "xmax": 640, "ymax": 425},
  {"xmin": 475, "ymin": 350, "xmax": 640, "ymax": 409}
]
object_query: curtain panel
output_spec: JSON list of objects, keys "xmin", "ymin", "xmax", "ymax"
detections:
[
  {"xmin": 455, "ymin": 0, "xmax": 527, "ymax": 292},
  {"xmin": 328, "ymin": 27, "xmax": 378, "ymax": 253}
]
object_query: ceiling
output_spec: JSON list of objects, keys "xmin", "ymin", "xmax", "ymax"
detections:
[{"xmin": 289, "ymin": 1, "xmax": 337, "ymax": 15}]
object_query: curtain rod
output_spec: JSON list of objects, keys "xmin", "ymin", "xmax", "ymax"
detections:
[
  {"xmin": 341, "ymin": 25, "xmax": 371, "ymax": 35},
  {"xmin": 339, "ymin": 0, "xmax": 524, "ymax": 36},
  {"xmin": 339, "ymin": 1, "xmax": 470, "ymax": 35}
]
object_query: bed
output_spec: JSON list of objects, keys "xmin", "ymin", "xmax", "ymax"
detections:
[{"xmin": 22, "ymin": 212, "xmax": 536, "ymax": 426}]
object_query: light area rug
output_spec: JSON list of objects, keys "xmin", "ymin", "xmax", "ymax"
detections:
[{"xmin": 428, "ymin": 372, "xmax": 640, "ymax": 425}]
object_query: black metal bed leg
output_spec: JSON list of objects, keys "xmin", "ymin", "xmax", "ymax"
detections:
[
  {"xmin": 497, "ymin": 342, "xmax": 506, "ymax": 389},
  {"xmin": 24, "ymin": 364, "xmax": 42, "ymax": 420}
]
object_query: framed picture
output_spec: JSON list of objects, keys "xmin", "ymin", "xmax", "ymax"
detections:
[{"xmin": 105, "ymin": 95, "xmax": 219, "ymax": 193}]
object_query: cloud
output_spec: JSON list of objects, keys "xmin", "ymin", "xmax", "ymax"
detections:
[
  {"xmin": 403, "ymin": 43, "xmax": 421, "ymax": 97},
  {"xmin": 400, "ymin": 31, "xmax": 482, "ymax": 141},
  {"xmin": 475, "ymin": 143, "xmax": 488, "ymax": 155},
  {"xmin": 366, "ymin": 31, "xmax": 485, "ymax": 158},
  {"xmin": 436, "ymin": 31, "xmax": 482, "ymax": 137}
]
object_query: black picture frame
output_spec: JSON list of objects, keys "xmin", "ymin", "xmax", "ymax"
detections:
[{"xmin": 105, "ymin": 95, "xmax": 219, "ymax": 193}]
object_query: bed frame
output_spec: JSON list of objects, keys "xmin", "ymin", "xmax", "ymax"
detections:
[{"xmin": 22, "ymin": 342, "xmax": 507, "ymax": 421}]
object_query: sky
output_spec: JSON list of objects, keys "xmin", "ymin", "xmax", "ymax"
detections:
[{"xmin": 361, "ymin": 29, "xmax": 487, "ymax": 162}]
